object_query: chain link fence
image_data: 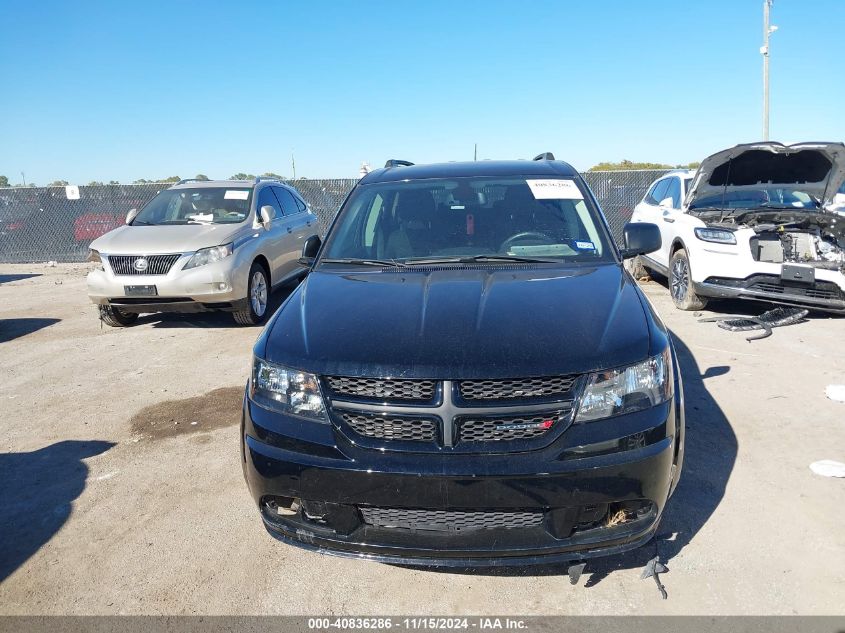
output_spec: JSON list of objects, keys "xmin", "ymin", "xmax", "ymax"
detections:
[{"xmin": 0, "ymin": 171, "xmax": 672, "ymax": 263}]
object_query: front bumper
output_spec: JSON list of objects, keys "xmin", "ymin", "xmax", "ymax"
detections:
[
  {"xmin": 241, "ymin": 395, "xmax": 681, "ymax": 567},
  {"xmin": 695, "ymin": 274, "xmax": 845, "ymax": 313},
  {"xmin": 87, "ymin": 254, "xmax": 248, "ymax": 310}
]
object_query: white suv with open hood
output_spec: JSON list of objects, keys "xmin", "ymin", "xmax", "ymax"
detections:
[
  {"xmin": 86, "ymin": 178, "xmax": 318, "ymax": 326},
  {"xmin": 630, "ymin": 142, "xmax": 845, "ymax": 313}
]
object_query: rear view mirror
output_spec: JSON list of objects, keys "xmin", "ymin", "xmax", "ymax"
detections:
[
  {"xmin": 126, "ymin": 208, "xmax": 138, "ymax": 224},
  {"xmin": 298, "ymin": 235, "xmax": 322, "ymax": 268},
  {"xmin": 621, "ymin": 222, "xmax": 661, "ymax": 259},
  {"xmin": 259, "ymin": 205, "xmax": 275, "ymax": 228}
]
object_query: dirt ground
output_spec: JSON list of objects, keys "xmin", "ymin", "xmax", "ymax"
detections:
[{"xmin": 1, "ymin": 263, "xmax": 844, "ymax": 615}]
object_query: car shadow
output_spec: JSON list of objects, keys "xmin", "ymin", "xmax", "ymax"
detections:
[
  {"xmin": 139, "ymin": 283, "xmax": 298, "ymax": 329},
  {"xmin": 0, "ymin": 273, "xmax": 41, "ymax": 284},
  {"xmin": 0, "ymin": 440, "xmax": 114, "ymax": 582},
  {"xmin": 393, "ymin": 332, "xmax": 738, "ymax": 589},
  {"xmin": 0, "ymin": 317, "xmax": 60, "ymax": 343}
]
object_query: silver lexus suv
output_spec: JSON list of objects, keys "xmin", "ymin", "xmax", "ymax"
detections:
[{"xmin": 86, "ymin": 178, "xmax": 318, "ymax": 326}]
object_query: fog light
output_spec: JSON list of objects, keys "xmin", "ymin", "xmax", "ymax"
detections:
[{"xmin": 215, "ymin": 282, "xmax": 230, "ymax": 291}]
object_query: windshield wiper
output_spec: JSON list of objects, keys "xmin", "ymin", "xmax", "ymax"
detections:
[
  {"xmin": 321, "ymin": 258, "xmax": 409, "ymax": 268},
  {"xmin": 757, "ymin": 202, "xmax": 817, "ymax": 210},
  {"xmin": 405, "ymin": 254, "xmax": 560, "ymax": 265}
]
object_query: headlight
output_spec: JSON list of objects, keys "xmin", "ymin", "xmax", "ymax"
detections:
[
  {"xmin": 184, "ymin": 243, "xmax": 233, "ymax": 270},
  {"xmin": 249, "ymin": 357, "xmax": 327, "ymax": 422},
  {"xmin": 87, "ymin": 249, "xmax": 104, "ymax": 270},
  {"xmin": 694, "ymin": 227, "xmax": 736, "ymax": 244},
  {"xmin": 575, "ymin": 348, "xmax": 673, "ymax": 423}
]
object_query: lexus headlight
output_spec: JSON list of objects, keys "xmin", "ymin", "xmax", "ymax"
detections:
[
  {"xmin": 184, "ymin": 243, "xmax": 233, "ymax": 269},
  {"xmin": 575, "ymin": 348, "xmax": 673, "ymax": 423},
  {"xmin": 250, "ymin": 357, "xmax": 327, "ymax": 422},
  {"xmin": 694, "ymin": 227, "xmax": 736, "ymax": 244},
  {"xmin": 87, "ymin": 249, "xmax": 104, "ymax": 270}
]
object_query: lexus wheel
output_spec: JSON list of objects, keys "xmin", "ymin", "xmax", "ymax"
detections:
[{"xmin": 233, "ymin": 262, "xmax": 270, "ymax": 326}]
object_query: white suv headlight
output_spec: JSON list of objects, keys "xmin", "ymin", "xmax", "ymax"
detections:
[
  {"xmin": 250, "ymin": 357, "xmax": 327, "ymax": 422},
  {"xmin": 694, "ymin": 227, "xmax": 736, "ymax": 244},
  {"xmin": 184, "ymin": 243, "xmax": 233, "ymax": 270},
  {"xmin": 575, "ymin": 348, "xmax": 673, "ymax": 423}
]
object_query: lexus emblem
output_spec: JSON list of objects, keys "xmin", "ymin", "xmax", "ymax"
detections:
[{"xmin": 133, "ymin": 257, "xmax": 149, "ymax": 272}]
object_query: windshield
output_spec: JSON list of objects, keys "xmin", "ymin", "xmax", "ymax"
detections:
[
  {"xmin": 132, "ymin": 187, "xmax": 252, "ymax": 225},
  {"xmin": 321, "ymin": 176, "xmax": 614, "ymax": 264},
  {"xmin": 688, "ymin": 187, "xmax": 819, "ymax": 211}
]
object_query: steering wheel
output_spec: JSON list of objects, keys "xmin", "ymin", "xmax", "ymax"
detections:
[{"xmin": 499, "ymin": 231, "xmax": 554, "ymax": 252}]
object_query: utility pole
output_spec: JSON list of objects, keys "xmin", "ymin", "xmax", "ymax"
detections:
[
  {"xmin": 291, "ymin": 152, "xmax": 296, "ymax": 180},
  {"xmin": 20, "ymin": 171, "xmax": 26, "ymax": 186},
  {"xmin": 474, "ymin": 143, "xmax": 477, "ymax": 161},
  {"xmin": 760, "ymin": 0, "xmax": 778, "ymax": 141}
]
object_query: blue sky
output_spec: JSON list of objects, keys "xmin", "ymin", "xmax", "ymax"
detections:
[{"xmin": 1, "ymin": 0, "xmax": 843, "ymax": 183}]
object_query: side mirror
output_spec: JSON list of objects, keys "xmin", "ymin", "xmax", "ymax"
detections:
[
  {"xmin": 125, "ymin": 208, "xmax": 138, "ymax": 224},
  {"xmin": 298, "ymin": 235, "xmax": 321, "ymax": 268},
  {"xmin": 621, "ymin": 222, "xmax": 661, "ymax": 259},
  {"xmin": 259, "ymin": 205, "xmax": 275, "ymax": 228}
]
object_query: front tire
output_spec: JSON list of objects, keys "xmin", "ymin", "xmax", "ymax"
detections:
[
  {"xmin": 233, "ymin": 262, "xmax": 270, "ymax": 326},
  {"xmin": 669, "ymin": 248, "xmax": 708, "ymax": 311},
  {"xmin": 98, "ymin": 305, "xmax": 139, "ymax": 327}
]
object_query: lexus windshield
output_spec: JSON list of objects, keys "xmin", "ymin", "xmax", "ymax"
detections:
[
  {"xmin": 321, "ymin": 177, "xmax": 614, "ymax": 264},
  {"xmin": 132, "ymin": 187, "xmax": 252, "ymax": 225}
]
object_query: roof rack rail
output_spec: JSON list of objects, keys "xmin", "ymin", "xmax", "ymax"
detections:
[
  {"xmin": 532, "ymin": 152, "xmax": 555, "ymax": 161},
  {"xmin": 384, "ymin": 159, "xmax": 415, "ymax": 168},
  {"xmin": 254, "ymin": 176, "xmax": 283, "ymax": 183},
  {"xmin": 175, "ymin": 178, "xmax": 207, "ymax": 185}
]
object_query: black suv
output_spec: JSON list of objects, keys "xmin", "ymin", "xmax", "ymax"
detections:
[{"xmin": 241, "ymin": 154, "xmax": 683, "ymax": 566}]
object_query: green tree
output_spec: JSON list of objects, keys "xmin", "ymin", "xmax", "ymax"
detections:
[
  {"xmin": 160, "ymin": 176, "xmax": 181, "ymax": 183},
  {"xmin": 87, "ymin": 180, "xmax": 104, "ymax": 186},
  {"xmin": 49, "ymin": 180, "xmax": 70, "ymax": 186},
  {"xmin": 588, "ymin": 160, "xmax": 673, "ymax": 172},
  {"xmin": 194, "ymin": 174, "xmax": 210, "ymax": 181},
  {"xmin": 108, "ymin": 180, "xmax": 120, "ymax": 185},
  {"xmin": 230, "ymin": 173, "xmax": 256, "ymax": 180},
  {"xmin": 259, "ymin": 172, "xmax": 285, "ymax": 180},
  {"xmin": 132, "ymin": 179, "xmax": 150, "ymax": 184},
  {"xmin": 0, "ymin": 175, "xmax": 9, "ymax": 187}
]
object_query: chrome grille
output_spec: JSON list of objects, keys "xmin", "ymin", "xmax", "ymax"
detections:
[
  {"xmin": 458, "ymin": 376, "xmax": 577, "ymax": 401},
  {"xmin": 325, "ymin": 376, "xmax": 436, "ymax": 401},
  {"xmin": 457, "ymin": 410, "xmax": 567, "ymax": 443},
  {"xmin": 107, "ymin": 254, "xmax": 180, "ymax": 276},
  {"xmin": 339, "ymin": 412, "xmax": 436, "ymax": 442},
  {"xmin": 359, "ymin": 507, "xmax": 543, "ymax": 531}
]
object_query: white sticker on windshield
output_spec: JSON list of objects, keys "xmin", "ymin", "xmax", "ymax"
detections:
[
  {"xmin": 526, "ymin": 179, "xmax": 583, "ymax": 200},
  {"xmin": 575, "ymin": 241, "xmax": 596, "ymax": 250},
  {"xmin": 224, "ymin": 190, "xmax": 249, "ymax": 200}
]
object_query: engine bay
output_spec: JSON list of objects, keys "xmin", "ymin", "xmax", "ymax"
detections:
[{"xmin": 750, "ymin": 227, "xmax": 845, "ymax": 270}]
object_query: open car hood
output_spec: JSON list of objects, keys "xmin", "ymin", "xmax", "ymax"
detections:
[{"xmin": 685, "ymin": 142, "xmax": 845, "ymax": 211}]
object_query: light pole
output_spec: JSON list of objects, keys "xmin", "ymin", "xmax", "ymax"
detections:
[{"xmin": 760, "ymin": 0, "xmax": 778, "ymax": 141}]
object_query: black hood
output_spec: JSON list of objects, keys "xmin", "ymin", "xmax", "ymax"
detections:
[{"xmin": 260, "ymin": 264, "xmax": 653, "ymax": 379}]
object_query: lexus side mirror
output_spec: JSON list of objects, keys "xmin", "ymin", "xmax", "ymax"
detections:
[
  {"xmin": 259, "ymin": 205, "xmax": 275, "ymax": 228},
  {"xmin": 298, "ymin": 235, "xmax": 321, "ymax": 268},
  {"xmin": 125, "ymin": 208, "xmax": 138, "ymax": 224},
  {"xmin": 621, "ymin": 222, "xmax": 661, "ymax": 259}
]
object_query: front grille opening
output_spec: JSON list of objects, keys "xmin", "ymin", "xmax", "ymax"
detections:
[
  {"xmin": 107, "ymin": 254, "xmax": 181, "ymax": 276},
  {"xmin": 456, "ymin": 410, "xmax": 566, "ymax": 443},
  {"xmin": 325, "ymin": 376, "xmax": 436, "ymax": 402},
  {"xmin": 339, "ymin": 411, "xmax": 437, "ymax": 442},
  {"xmin": 358, "ymin": 507, "xmax": 544, "ymax": 532},
  {"xmin": 458, "ymin": 376, "xmax": 577, "ymax": 401}
]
